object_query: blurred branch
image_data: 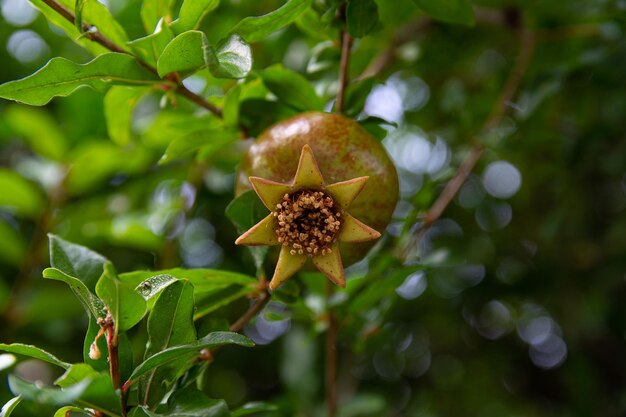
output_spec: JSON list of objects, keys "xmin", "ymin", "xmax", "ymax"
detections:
[
  {"xmin": 229, "ymin": 289, "xmax": 270, "ymax": 333},
  {"xmin": 325, "ymin": 281, "xmax": 338, "ymax": 417},
  {"xmin": 406, "ymin": 23, "xmax": 536, "ymax": 256},
  {"xmin": 3, "ymin": 173, "xmax": 68, "ymax": 324},
  {"xmin": 336, "ymin": 30, "xmax": 353, "ymax": 113},
  {"xmin": 39, "ymin": 0, "xmax": 224, "ymax": 118}
]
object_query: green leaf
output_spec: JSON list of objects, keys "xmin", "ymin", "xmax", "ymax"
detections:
[
  {"xmin": 134, "ymin": 274, "xmax": 178, "ymax": 307},
  {"xmin": 232, "ymin": 402, "xmax": 279, "ymax": 417},
  {"xmin": 0, "ymin": 344, "xmax": 70, "ymax": 369},
  {"xmin": 230, "ymin": 0, "xmax": 312, "ymax": 43},
  {"xmin": 140, "ymin": 279, "xmax": 197, "ymax": 406},
  {"xmin": 159, "ymin": 128, "xmax": 240, "ymax": 164},
  {"xmin": 0, "ymin": 220, "xmax": 26, "ymax": 267},
  {"xmin": 127, "ymin": 18, "xmax": 174, "ymax": 67},
  {"xmin": 3, "ymin": 104, "xmax": 68, "ymax": 160},
  {"xmin": 55, "ymin": 364, "xmax": 121, "ymax": 415},
  {"xmin": 104, "ymin": 86, "xmax": 151, "ymax": 146},
  {"xmin": 157, "ymin": 30, "xmax": 208, "ymax": 77},
  {"xmin": 346, "ymin": 0, "xmax": 379, "ymax": 38},
  {"xmin": 171, "ymin": 0, "xmax": 220, "ymax": 33},
  {"xmin": 8, "ymin": 375, "xmax": 90, "ymax": 407},
  {"xmin": 410, "ymin": 0, "xmax": 475, "ymax": 25},
  {"xmin": 43, "ymin": 267, "xmax": 105, "ymax": 319},
  {"xmin": 129, "ymin": 332, "xmax": 253, "ymax": 383},
  {"xmin": 0, "ymin": 397, "xmax": 22, "ymax": 417},
  {"xmin": 95, "ymin": 263, "xmax": 147, "ymax": 335},
  {"xmin": 0, "ymin": 53, "xmax": 159, "ymax": 106},
  {"xmin": 295, "ymin": 8, "xmax": 337, "ymax": 41},
  {"xmin": 140, "ymin": 0, "xmax": 176, "ymax": 32},
  {"xmin": 0, "ymin": 169, "xmax": 44, "ymax": 218},
  {"xmin": 166, "ymin": 388, "xmax": 229, "ymax": 417},
  {"xmin": 259, "ymin": 65, "xmax": 322, "ymax": 111},
  {"xmin": 206, "ymin": 34, "xmax": 252, "ymax": 79},
  {"xmin": 54, "ymin": 407, "xmax": 91, "ymax": 417},
  {"xmin": 49, "ymin": 234, "xmax": 108, "ymax": 292},
  {"xmin": 226, "ymin": 190, "xmax": 272, "ymax": 271}
]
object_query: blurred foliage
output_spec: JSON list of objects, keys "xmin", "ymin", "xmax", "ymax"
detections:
[{"xmin": 0, "ymin": 0, "xmax": 625, "ymax": 416}]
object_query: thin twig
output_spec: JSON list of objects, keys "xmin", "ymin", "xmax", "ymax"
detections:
[
  {"xmin": 229, "ymin": 289, "xmax": 270, "ymax": 333},
  {"xmin": 39, "ymin": 0, "xmax": 223, "ymax": 118},
  {"xmin": 336, "ymin": 30, "xmax": 353, "ymax": 113},
  {"xmin": 413, "ymin": 26, "xmax": 535, "ymax": 248},
  {"xmin": 325, "ymin": 281, "xmax": 338, "ymax": 417}
]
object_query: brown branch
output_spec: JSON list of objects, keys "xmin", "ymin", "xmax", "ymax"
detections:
[
  {"xmin": 39, "ymin": 0, "xmax": 223, "ymax": 118},
  {"xmin": 410, "ymin": 25, "xmax": 536, "ymax": 253},
  {"xmin": 336, "ymin": 30, "xmax": 353, "ymax": 113},
  {"xmin": 229, "ymin": 289, "xmax": 270, "ymax": 333},
  {"xmin": 325, "ymin": 282, "xmax": 338, "ymax": 417},
  {"xmin": 3, "ymin": 173, "xmax": 68, "ymax": 324}
]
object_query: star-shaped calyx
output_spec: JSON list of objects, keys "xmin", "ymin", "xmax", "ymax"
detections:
[{"xmin": 235, "ymin": 144, "xmax": 381, "ymax": 290}]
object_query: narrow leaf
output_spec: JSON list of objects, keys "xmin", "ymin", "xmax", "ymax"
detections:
[
  {"xmin": 411, "ymin": 0, "xmax": 475, "ymax": 25},
  {"xmin": 259, "ymin": 65, "xmax": 322, "ymax": 111},
  {"xmin": 0, "ymin": 53, "xmax": 159, "ymax": 106},
  {"xmin": 48, "ymin": 234, "xmax": 108, "ymax": 292},
  {"xmin": 74, "ymin": 0, "xmax": 86, "ymax": 33},
  {"xmin": 206, "ymin": 34, "xmax": 252, "ymax": 79},
  {"xmin": 346, "ymin": 0, "xmax": 379, "ymax": 38},
  {"xmin": 140, "ymin": 279, "xmax": 196, "ymax": 405},
  {"xmin": 95, "ymin": 263, "xmax": 147, "ymax": 335},
  {"xmin": 130, "ymin": 332, "xmax": 253, "ymax": 383},
  {"xmin": 104, "ymin": 86, "xmax": 150, "ymax": 146},
  {"xmin": 171, "ymin": 0, "xmax": 220, "ymax": 33},
  {"xmin": 0, "ymin": 344, "xmax": 70, "ymax": 369},
  {"xmin": 157, "ymin": 30, "xmax": 209, "ymax": 77},
  {"xmin": 43, "ymin": 267, "xmax": 105, "ymax": 319},
  {"xmin": 230, "ymin": 0, "xmax": 312, "ymax": 43},
  {"xmin": 121, "ymin": 268, "xmax": 256, "ymax": 290},
  {"xmin": 54, "ymin": 407, "xmax": 91, "ymax": 417},
  {"xmin": 232, "ymin": 402, "xmax": 279, "ymax": 417},
  {"xmin": 0, "ymin": 397, "xmax": 22, "ymax": 417}
]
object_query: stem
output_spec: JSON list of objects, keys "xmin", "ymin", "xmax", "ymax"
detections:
[
  {"xmin": 39, "ymin": 0, "xmax": 223, "ymax": 118},
  {"xmin": 325, "ymin": 281, "xmax": 338, "ymax": 417},
  {"xmin": 336, "ymin": 30, "xmax": 353, "ymax": 114}
]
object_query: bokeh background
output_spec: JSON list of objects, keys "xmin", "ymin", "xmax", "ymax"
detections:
[{"xmin": 1, "ymin": 0, "xmax": 626, "ymax": 416}]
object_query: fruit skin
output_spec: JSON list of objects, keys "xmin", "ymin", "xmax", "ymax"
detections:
[{"xmin": 236, "ymin": 112, "xmax": 399, "ymax": 265}]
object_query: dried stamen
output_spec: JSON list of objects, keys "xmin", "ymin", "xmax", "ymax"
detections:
[{"xmin": 273, "ymin": 190, "xmax": 341, "ymax": 256}]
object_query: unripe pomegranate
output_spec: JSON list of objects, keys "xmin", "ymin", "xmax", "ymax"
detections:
[{"xmin": 235, "ymin": 112, "xmax": 399, "ymax": 289}]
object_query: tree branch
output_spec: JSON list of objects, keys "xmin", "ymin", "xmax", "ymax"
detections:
[
  {"xmin": 336, "ymin": 30, "xmax": 353, "ymax": 113},
  {"xmin": 325, "ymin": 281, "xmax": 338, "ymax": 417},
  {"xmin": 39, "ymin": 0, "xmax": 223, "ymax": 118},
  {"xmin": 408, "ymin": 25, "xmax": 536, "ymax": 254},
  {"xmin": 229, "ymin": 289, "xmax": 270, "ymax": 333}
]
